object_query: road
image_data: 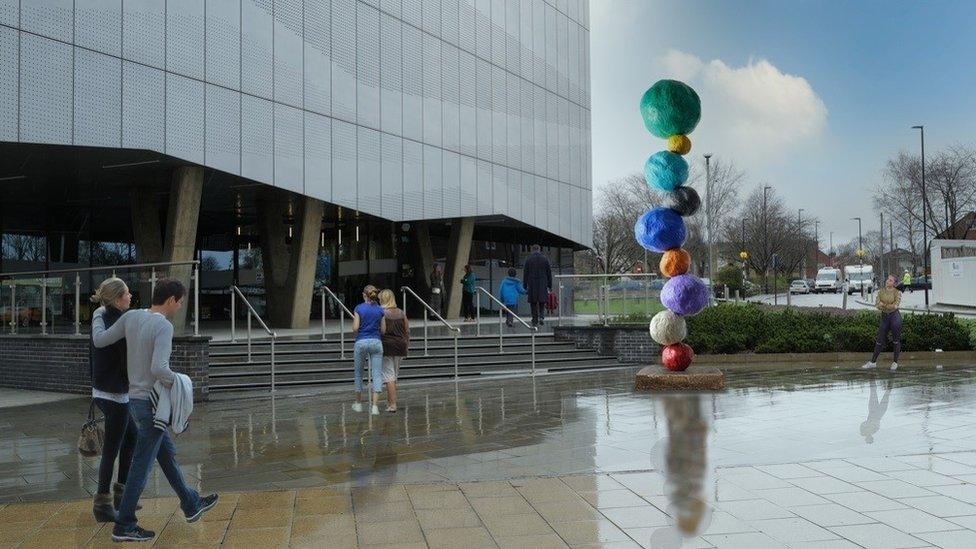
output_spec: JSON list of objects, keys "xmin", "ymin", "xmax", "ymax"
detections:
[{"xmin": 748, "ymin": 288, "xmax": 930, "ymax": 311}]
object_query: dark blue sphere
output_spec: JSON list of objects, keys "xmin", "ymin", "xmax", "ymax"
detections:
[{"xmin": 635, "ymin": 207, "xmax": 686, "ymax": 253}]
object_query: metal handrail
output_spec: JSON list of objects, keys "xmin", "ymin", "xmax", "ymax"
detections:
[
  {"xmin": 320, "ymin": 285, "xmax": 353, "ymax": 359},
  {"xmin": 475, "ymin": 286, "xmax": 538, "ymax": 375},
  {"xmin": 553, "ymin": 272, "xmax": 664, "ymax": 327},
  {"xmin": 230, "ymin": 285, "xmax": 277, "ymax": 393},
  {"xmin": 400, "ymin": 286, "xmax": 460, "ymax": 380},
  {"xmin": 2, "ymin": 260, "xmax": 200, "ymax": 336}
]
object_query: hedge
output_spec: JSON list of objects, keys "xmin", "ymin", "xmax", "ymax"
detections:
[{"xmin": 616, "ymin": 304, "xmax": 974, "ymax": 354}]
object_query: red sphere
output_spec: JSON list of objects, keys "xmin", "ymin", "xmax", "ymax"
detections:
[{"xmin": 662, "ymin": 343, "xmax": 695, "ymax": 371}]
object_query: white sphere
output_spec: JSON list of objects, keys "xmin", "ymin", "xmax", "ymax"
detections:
[{"xmin": 649, "ymin": 310, "xmax": 687, "ymax": 346}]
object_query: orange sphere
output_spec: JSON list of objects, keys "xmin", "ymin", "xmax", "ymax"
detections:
[{"xmin": 659, "ymin": 248, "xmax": 691, "ymax": 278}]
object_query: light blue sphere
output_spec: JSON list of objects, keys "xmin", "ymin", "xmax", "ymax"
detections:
[{"xmin": 644, "ymin": 151, "xmax": 689, "ymax": 193}]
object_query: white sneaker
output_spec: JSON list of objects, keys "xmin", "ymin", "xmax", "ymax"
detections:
[
  {"xmin": 862, "ymin": 362, "xmax": 877, "ymax": 370},
  {"xmin": 371, "ymin": 404, "xmax": 380, "ymax": 416},
  {"xmin": 351, "ymin": 402, "xmax": 363, "ymax": 412},
  {"xmin": 890, "ymin": 362, "xmax": 899, "ymax": 371}
]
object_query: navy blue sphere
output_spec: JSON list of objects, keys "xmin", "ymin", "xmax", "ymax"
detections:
[
  {"xmin": 666, "ymin": 186, "xmax": 701, "ymax": 217},
  {"xmin": 644, "ymin": 151, "xmax": 689, "ymax": 193},
  {"xmin": 635, "ymin": 207, "xmax": 686, "ymax": 253}
]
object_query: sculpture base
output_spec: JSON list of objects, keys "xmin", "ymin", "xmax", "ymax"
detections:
[{"xmin": 635, "ymin": 366, "xmax": 725, "ymax": 391}]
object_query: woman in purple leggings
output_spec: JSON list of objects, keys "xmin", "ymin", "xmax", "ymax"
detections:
[{"xmin": 862, "ymin": 275, "xmax": 902, "ymax": 371}]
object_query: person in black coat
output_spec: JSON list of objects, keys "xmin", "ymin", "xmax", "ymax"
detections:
[{"xmin": 522, "ymin": 244, "xmax": 553, "ymax": 326}]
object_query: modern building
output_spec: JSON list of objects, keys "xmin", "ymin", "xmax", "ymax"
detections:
[{"xmin": 0, "ymin": 0, "xmax": 592, "ymax": 329}]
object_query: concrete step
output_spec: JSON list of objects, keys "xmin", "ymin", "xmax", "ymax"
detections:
[
  {"xmin": 209, "ymin": 347, "xmax": 583, "ymax": 367},
  {"xmin": 209, "ymin": 331, "xmax": 549, "ymax": 350},
  {"xmin": 209, "ymin": 340, "xmax": 574, "ymax": 361}
]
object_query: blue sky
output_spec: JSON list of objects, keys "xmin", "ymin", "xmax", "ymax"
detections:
[{"xmin": 590, "ymin": 0, "xmax": 976, "ymax": 246}]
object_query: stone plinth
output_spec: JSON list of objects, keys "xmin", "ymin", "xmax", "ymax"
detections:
[{"xmin": 635, "ymin": 366, "xmax": 725, "ymax": 391}]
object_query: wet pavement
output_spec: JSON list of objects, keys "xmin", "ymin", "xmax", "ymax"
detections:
[{"xmin": 4, "ymin": 362, "xmax": 976, "ymax": 547}]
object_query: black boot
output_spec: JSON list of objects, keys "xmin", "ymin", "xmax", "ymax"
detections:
[{"xmin": 93, "ymin": 493, "xmax": 116, "ymax": 523}]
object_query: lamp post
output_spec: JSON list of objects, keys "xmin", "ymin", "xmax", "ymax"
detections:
[
  {"xmin": 814, "ymin": 220, "xmax": 820, "ymax": 269},
  {"xmin": 763, "ymin": 185, "xmax": 772, "ymax": 294},
  {"xmin": 797, "ymin": 208, "xmax": 804, "ymax": 279},
  {"xmin": 829, "ymin": 231, "xmax": 834, "ymax": 266},
  {"xmin": 880, "ymin": 211, "xmax": 884, "ymax": 278},
  {"xmin": 852, "ymin": 216, "xmax": 863, "ymax": 295},
  {"xmin": 704, "ymin": 154, "xmax": 714, "ymax": 293},
  {"xmin": 911, "ymin": 125, "xmax": 930, "ymax": 309}
]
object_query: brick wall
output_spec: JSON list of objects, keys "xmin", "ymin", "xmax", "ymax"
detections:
[
  {"xmin": 554, "ymin": 326, "xmax": 658, "ymax": 364},
  {"xmin": 0, "ymin": 335, "xmax": 211, "ymax": 400}
]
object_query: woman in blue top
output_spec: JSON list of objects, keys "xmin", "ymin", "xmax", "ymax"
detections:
[
  {"xmin": 460, "ymin": 265, "xmax": 477, "ymax": 322},
  {"xmin": 352, "ymin": 285, "xmax": 386, "ymax": 415},
  {"xmin": 498, "ymin": 268, "xmax": 528, "ymax": 327}
]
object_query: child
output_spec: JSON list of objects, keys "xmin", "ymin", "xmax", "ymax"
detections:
[{"xmin": 498, "ymin": 268, "xmax": 528, "ymax": 327}]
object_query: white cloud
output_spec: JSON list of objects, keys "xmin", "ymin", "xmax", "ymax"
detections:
[{"xmin": 657, "ymin": 49, "xmax": 828, "ymax": 158}]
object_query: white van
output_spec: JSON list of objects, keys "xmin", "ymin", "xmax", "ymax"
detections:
[
  {"xmin": 845, "ymin": 265, "xmax": 875, "ymax": 294},
  {"xmin": 814, "ymin": 267, "xmax": 842, "ymax": 293}
]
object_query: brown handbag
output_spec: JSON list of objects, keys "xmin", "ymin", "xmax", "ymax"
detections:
[{"xmin": 78, "ymin": 400, "xmax": 105, "ymax": 457}]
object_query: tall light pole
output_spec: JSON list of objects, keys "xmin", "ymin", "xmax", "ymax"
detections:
[
  {"xmin": 852, "ymin": 217, "xmax": 863, "ymax": 283},
  {"xmin": 889, "ymin": 220, "xmax": 894, "ymax": 278},
  {"xmin": 911, "ymin": 125, "xmax": 930, "ymax": 308},
  {"xmin": 880, "ymin": 211, "xmax": 885, "ymax": 278},
  {"xmin": 797, "ymin": 208, "xmax": 804, "ymax": 279},
  {"xmin": 762, "ymin": 185, "xmax": 772, "ymax": 294},
  {"xmin": 704, "ymin": 153, "xmax": 714, "ymax": 290},
  {"xmin": 814, "ymin": 220, "xmax": 820, "ymax": 269},
  {"xmin": 829, "ymin": 231, "xmax": 834, "ymax": 266}
]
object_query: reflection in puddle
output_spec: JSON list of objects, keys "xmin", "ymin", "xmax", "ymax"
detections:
[{"xmin": 861, "ymin": 378, "xmax": 891, "ymax": 444}]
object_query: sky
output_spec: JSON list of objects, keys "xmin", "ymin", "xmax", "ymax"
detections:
[{"xmin": 589, "ymin": 0, "xmax": 976, "ymax": 247}]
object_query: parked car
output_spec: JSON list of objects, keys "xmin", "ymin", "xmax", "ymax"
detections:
[{"xmin": 789, "ymin": 280, "xmax": 811, "ymax": 294}]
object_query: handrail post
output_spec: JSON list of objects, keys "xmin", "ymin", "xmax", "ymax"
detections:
[
  {"xmin": 531, "ymin": 330, "xmax": 536, "ymax": 375},
  {"xmin": 246, "ymin": 311, "xmax": 252, "ymax": 362},
  {"xmin": 41, "ymin": 279, "xmax": 47, "ymax": 335},
  {"xmin": 498, "ymin": 306, "xmax": 503, "ymax": 353},
  {"xmin": 74, "ymin": 273, "xmax": 81, "ymax": 335},
  {"xmin": 557, "ymin": 283, "xmax": 563, "ymax": 326},
  {"xmin": 270, "ymin": 335, "xmax": 276, "ymax": 393},
  {"xmin": 320, "ymin": 291, "xmax": 326, "ymax": 341},
  {"xmin": 476, "ymin": 292, "xmax": 481, "ymax": 336},
  {"xmin": 230, "ymin": 288, "xmax": 236, "ymax": 342},
  {"xmin": 193, "ymin": 263, "xmax": 200, "ymax": 336},
  {"xmin": 340, "ymin": 308, "xmax": 346, "ymax": 359},
  {"xmin": 423, "ymin": 307, "xmax": 429, "ymax": 356},
  {"xmin": 150, "ymin": 267, "xmax": 156, "ymax": 299},
  {"xmin": 453, "ymin": 330, "xmax": 459, "ymax": 381},
  {"xmin": 9, "ymin": 283, "xmax": 15, "ymax": 334}
]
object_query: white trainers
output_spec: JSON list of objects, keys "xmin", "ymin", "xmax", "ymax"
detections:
[
  {"xmin": 890, "ymin": 362, "xmax": 899, "ymax": 371},
  {"xmin": 371, "ymin": 404, "xmax": 380, "ymax": 416},
  {"xmin": 862, "ymin": 361, "xmax": 877, "ymax": 370},
  {"xmin": 351, "ymin": 402, "xmax": 363, "ymax": 412}
]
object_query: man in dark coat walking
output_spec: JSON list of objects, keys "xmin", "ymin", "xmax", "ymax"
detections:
[{"xmin": 522, "ymin": 244, "xmax": 553, "ymax": 326}]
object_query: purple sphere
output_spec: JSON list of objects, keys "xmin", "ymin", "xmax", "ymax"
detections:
[{"xmin": 661, "ymin": 274, "xmax": 709, "ymax": 316}]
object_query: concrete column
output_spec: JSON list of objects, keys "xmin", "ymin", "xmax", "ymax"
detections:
[
  {"xmin": 258, "ymin": 189, "xmax": 291, "ymax": 325},
  {"xmin": 443, "ymin": 217, "xmax": 475, "ymax": 320},
  {"xmin": 130, "ymin": 183, "xmax": 163, "ymax": 264},
  {"xmin": 416, "ymin": 222, "xmax": 435, "ymax": 293},
  {"xmin": 161, "ymin": 166, "xmax": 203, "ymax": 332},
  {"xmin": 285, "ymin": 196, "xmax": 324, "ymax": 328}
]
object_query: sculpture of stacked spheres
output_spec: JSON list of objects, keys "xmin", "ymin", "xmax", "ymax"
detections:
[{"xmin": 635, "ymin": 79, "xmax": 706, "ymax": 372}]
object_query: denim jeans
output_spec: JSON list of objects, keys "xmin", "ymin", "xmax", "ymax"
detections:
[
  {"xmin": 93, "ymin": 398, "xmax": 136, "ymax": 494},
  {"xmin": 116, "ymin": 398, "xmax": 200, "ymax": 529},
  {"xmin": 354, "ymin": 338, "xmax": 384, "ymax": 394}
]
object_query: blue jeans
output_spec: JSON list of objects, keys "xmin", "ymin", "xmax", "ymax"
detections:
[
  {"xmin": 116, "ymin": 398, "xmax": 200, "ymax": 529},
  {"xmin": 354, "ymin": 338, "xmax": 383, "ymax": 394}
]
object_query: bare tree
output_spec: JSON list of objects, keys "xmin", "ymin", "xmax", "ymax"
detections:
[{"xmin": 2, "ymin": 234, "xmax": 45, "ymax": 262}]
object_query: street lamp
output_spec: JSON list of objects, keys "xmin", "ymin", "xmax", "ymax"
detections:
[
  {"xmin": 762, "ymin": 185, "xmax": 772, "ymax": 294},
  {"xmin": 798, "ymin": 208, "xmax": 804, "ymax": 279},
  {"xmin": 852, "ymin": 216, "xmax": 863, "ymax": 295},
  {"xmin": 704, "ymin": 153, "xmax": 714, "ymax": 291},
  {"xmin": 912, "ymin": 125, "xmax": 930, "ymax": 309},
  {"xmin": 814, "ymin": 220, "xmax": 820, "ymax": 269}
]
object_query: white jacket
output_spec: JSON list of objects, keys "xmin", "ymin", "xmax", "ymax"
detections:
[{"xmin": 150, "ymin": 373, "xmax": 193, "ymax": 434}]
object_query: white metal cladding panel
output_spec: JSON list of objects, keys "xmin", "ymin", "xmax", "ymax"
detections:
[
  {"xmin": 422, "ymin": 144, "xmax": 442, "ymax": 218},
  {"xmin": 458, "ymin": 155, "xmax": 477, "ymax": 217},
  {"xmin": 521, "ymin": 169, "xmax": 535, "ymax": 226},
  {"xmin": 474, "ymin": 0, "xmax": 489, "ymax": 60},
  {"xmin": 506, "ymin": 71, "xmax": 520, "ymax": 169},
  {"xmin": 458, "ymin": 50, "xmax": 476, "ymax": 157},
  {"xmin": 205, "ymin": 84, "xmax": 241, "ymax": 175},
  {"xmin": 401, "ymin": 138, "xmax": 423, "ymax": 218},
  {"xmin": 532, "ymin": 84, "xmax": 545, "ymax": 175},
  {"xmin": 401, "ymin": 24, "xmax": 422, "ymax": 142},
  {"xmin": 531, "ymin": 0, "xmax": 544, "ymax": 85},
  {"xmin": 20, "ymin": 34, "xmax": 71, "ymax": 145},
  {"xmin": 274, "ymin": 103, "xmax": 304, "ymax": 193},
  {"xmin": 441, "ymin": 0, "xmax": 459, "ymax": 46},
  {"xmin": 544, "ymin": 4, "xmax": 556, "ymax": 91},
  {"xmin": 490, "ymin": 65, "xmax": 505, "ymax": 165},
  {"xmin": 568, "ymin": 20, "xmax": 579, "ymax": 104},
  {"xmin": 330, "ymin": 118, "xmax": 357, "ymax": 209},
  {"xmin": 304, "ymin": 111, "xmax": 332, "ymax": 202},
  {"xmin": 274, "ymin": 0, "xmax": 304, "ymax": 108},
  {"xmin": 361, "ymin": 0, "xmax": 378, "ymax": 8},
  {"xmin": 458, "ymin": 0, "xmax": 474, "ymax": 54},
  {"xmin": 558, "ymin": 96, "xmax": 568, "ymax": 183},
  {"xmin": 546, "ymin": 90, "xmax": 557, "ymax": 179},
  {"xmin": 380, "ymin": 133, "xmax": 402, "ymax": 220},
  {"xmin": 474, "ymin": 58, "xmax": 490, "ymax": 160},
  {"xmin": 330, "ymin": 0, "xmax": 356, "ymax": 122},
  {"xmin": 401, "ymin": 0, "xmax": 421, "ymax": 28},
  {"xmin": 380, "ymin": 0, "xmax": 400, "ymax": 19},
  {"xmin": 75, "ymin": 0, "xmax": 121, "ymax": 57},
  {"xmin": 357, "ymin": 126, "xmax": 381, "ymax": 214},
  {"xmin": 547, "ymin": 179, "xmax": 559, "ymax": 234},
  {"xmin": 441, "ymin": 43, "xmax": 459, "ymax": 152},
  {"xmin": 571, "ymin": 184, "xmax": 582, "ymax": 243},
  {"xmin": 505, "ymin": 0, "xmax": 518, "ymax": 72},
  {"xmin": 489, "ymin": 0, "xmax": 504, "ymax": 67},
  {"xmin": 475, "ymin": 159, "xmax": 491, "ymax": 215},
  {"xmin": 241, "ymin": 94, "xmax": 273, "ymax": 183},
  {"xmin": 584, "ymin": 106, "xmax": 591, "ymax": 189},
  {"xmin": 241, "ymin": 0, "xmax": 273, "ymax": 99},
  {"xmin": 519, "ymin": 78, "xmax": 533, "ymax": 173},
  {"xmin": 557, "ymin": 10, "xmax": 568, "ymax": 98},
  {"xmin": 0, "ymin": 0, "xmax": 16, "ymax": 25},
  {"xmin": 73, "ymin": 48, "xmax": 121, "ymax": 148},
  {"xmin": 0, "ymin": 27, "xmax": 18, "ymax": 141},
  {"xmin": 379, "ymin": 13, "xmax": 401, "ymax": 136},
  {"xmin": 206, "ymin": 0, "xmax": 241, "ymax": 89},
  {"xmin": 442, "ymin": 149, "xmax": 460, "ymax": 217},
  {"xmin": 166, "ymin": 0, "xmax": 205, "ymax": 80},
  {"xmin": 356, "ymin": 2, "xmax": 380, "ymax": 128},
  {"xmin": 421, "ymin": 0, "xmax": 439, "ymax": 35},
  {"xmin": 582, "ymin": 25, "xmax": 589, "ymax": 107},
  {"xmin": 518, "ymin": 0, "xmax": 531, "ymax": 79},
  {"xmin": 491, "ymin": 162, "xmax": 506, "ymax": 213},
  {"xmin": 421, "ymin": 34, "xmax": 441, "ymax": 147},
  {"xmin": 165, "ymin": 74, "xmax": 205, "ymax": 164},
  {"xmin": 536, "ymin": 176, "xmax": 549, "ymax": 232},
  {"xmin": 122, "ymin": 0, "xmax": 164, "ymax": 69},
  {"xmin": 569, "ymin": 102, "xmax": 579, "ymax": 186},
  {"xmin": 304, "ymin": 0, "xmax": 331, "ymax": 115},
  {"xmin": 506, "ymin": 167, "xmax": 521, "ymax": 221},
  {"xmin": 121, "ymin": 61, "xmax": 164, "ymax": 150},
  {"xmin": 21, "ymin": 0, "xmax": 72, "ymax": 42}
]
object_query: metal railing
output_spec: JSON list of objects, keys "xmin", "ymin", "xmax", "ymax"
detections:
[
  {"xmin": 400, "ymin": 286, "xmax": 461, "ymax": 379},
  {"xmin": 320, "ymin": 286, "xmax": 354, "ymax": 359},
  {"xmin": 475, "ymin": 287, "xmax": 538, "ymax": 374},
  {"xmin": 0, "ymin": 260, "xmax": 200, "ymax": 336},
  {"xmin": 230, "ymin": 285, "xmax": 277, "ymax": 392},
  {"xmin": 554, "ymin": 272, "xmax": 665, "ymax": 327}
]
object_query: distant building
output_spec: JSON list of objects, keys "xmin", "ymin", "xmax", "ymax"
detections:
[{"xmin": 935, "ymin": 212, "xmax": 976, "ymax": 241}]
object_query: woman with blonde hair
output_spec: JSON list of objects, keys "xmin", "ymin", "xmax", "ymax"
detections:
[
  {"xmin": 352, "ymin": 285, "xmax": 386, "ymax": 415},
  {"xmin": 89, "ymin": 277, "xmax": 137, "ymax": 522},
  {"xmin": 378, "ymin": 289, "xmax": 410, "ymax": 412}
]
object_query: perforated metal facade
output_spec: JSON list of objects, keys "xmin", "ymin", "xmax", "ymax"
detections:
[{"xmin": 1, "ymin": 0, "xmax": 592, "ymax": 247}]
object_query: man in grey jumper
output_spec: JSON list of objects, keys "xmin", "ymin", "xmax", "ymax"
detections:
[{"xmin": 92, "ymin": 278, "xmax": 218, "ymax": 542}]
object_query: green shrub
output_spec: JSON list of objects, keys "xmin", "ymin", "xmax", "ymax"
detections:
[
  {"xmin": 832, "ymin": 324, "xmax": 878, "ymax": 352},
  {"xmin": 901, "ymin": 313, "xmax": 971, "ymax": 351}
]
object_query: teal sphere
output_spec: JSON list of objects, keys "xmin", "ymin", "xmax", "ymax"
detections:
[
  {"xmin": 639, "ymin": 80, "xmax": 701, "ymax": 139},
  {"xmin": 644, "ymin": 151, "xmax": 688, "ymax": 192}
]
